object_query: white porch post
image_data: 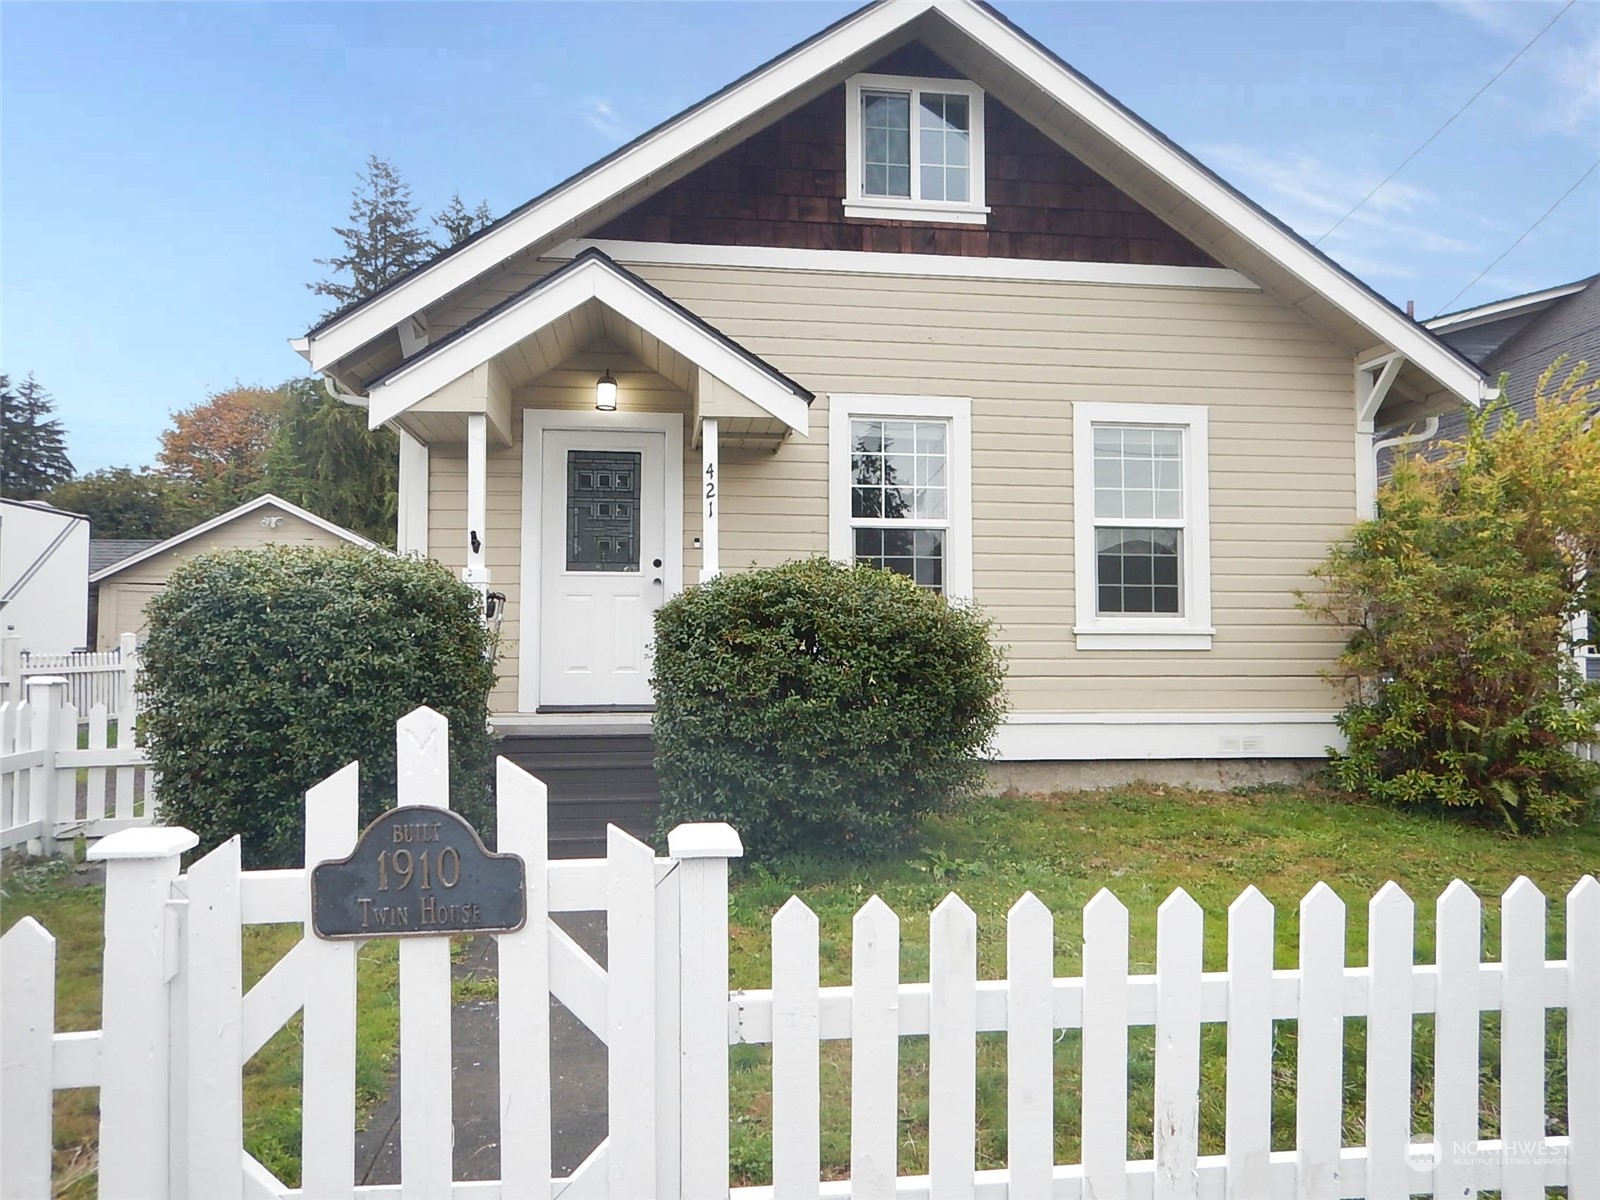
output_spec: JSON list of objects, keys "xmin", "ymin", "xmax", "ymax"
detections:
[
  {"xmin": 397, "ymin": 430, "xmax": 430, "ymax": 556},
  {"xmin": 464, "ymin": 414, "xmax": 489, "ymax": 603},
  {"xmin": 700, "ymin": 417, "xmax": 720, "ymax": 583}
]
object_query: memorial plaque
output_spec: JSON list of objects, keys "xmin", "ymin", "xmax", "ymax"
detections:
[{"xmin": 310, "ymin": 806, "xmax": 526, "ymax": 940}]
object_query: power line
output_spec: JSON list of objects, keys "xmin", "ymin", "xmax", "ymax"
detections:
[
  {"xmin": 1315, "ymin": 0, "xmax": 1575, "ymax": 246},
  {"xmin": 1432, "ymin": 157, "xmax": 1600, "ymax": 318}
]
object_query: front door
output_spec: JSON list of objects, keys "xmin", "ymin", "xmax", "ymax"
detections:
[{"xmin": 539, "ymin": 429, "xmax": 667, "ymax": 708}]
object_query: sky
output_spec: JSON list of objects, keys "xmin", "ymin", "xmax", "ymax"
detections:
[{"xmin": 3, "ymin": 1, "xmax": 1597, "ymax": 475}]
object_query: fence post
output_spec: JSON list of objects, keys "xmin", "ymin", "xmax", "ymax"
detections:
[
  {"xmin": 24, "ymin": 677, "xmax": 66, "ymax": 859},
  {"xmin": 88, "ymin": 826, "xmax": 198, "ymax": 1200},
  {"xmin": 118, "ymin": 633, "xmax": 139, "ymax": 715},
  {"xmin": 667, "ymin": 821, "xmax": 743, "ymax": 1199},
  {"xmin": 1, "ymin": 634, "xmax": 20, "ymax": 704}
]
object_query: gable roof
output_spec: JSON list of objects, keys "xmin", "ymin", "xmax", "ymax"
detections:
[
  {"xmin": 299, "ymin": 0, "xmax": 1487, "ymax": 409},
  {"xmin": 89, "ymin": 539, "xmax": 163, "ymax": 575},
  {"xmin": 365, "ymin": 248, "xmax": 814, "ymax": 430},
  {"xmin": 88, "ymin": 494, "xmax": 379, "ymax": 584}
]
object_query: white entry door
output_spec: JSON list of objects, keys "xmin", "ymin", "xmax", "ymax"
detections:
[{"xmin": 539, "ymin": 429, "xmax": 668, "ymax": 708}]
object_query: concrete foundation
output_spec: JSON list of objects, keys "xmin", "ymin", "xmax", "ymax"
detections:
[{"xmin": 985, "ymin": 757, "xmax": 1325, "ymax": 794}]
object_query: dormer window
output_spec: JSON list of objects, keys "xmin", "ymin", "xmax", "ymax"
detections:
[{"xmin": 844, "ymin": 74, "xmax": 988, "ymax": 225}]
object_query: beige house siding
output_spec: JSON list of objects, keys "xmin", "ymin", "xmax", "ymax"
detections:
[
  {"xmin": 424, "ymin": 262, "xmax": 1355, "ymax": 716},
  {"xmin": 95, "ymin": 507, "xmax": 360, "ymax": 648}
]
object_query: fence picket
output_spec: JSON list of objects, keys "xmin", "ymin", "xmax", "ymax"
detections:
[
  {"xmin": 772, "ymin": 897, "xmax": 820, "ymax": 1200},
  {"xmin": 1500, "ymin": 877, "xmax": 1547, "ymax": 1200},
  {"xmin": 496, "ymin": 757, "xmax": 551, "ymax": 1198},
  {"xmin": 1009, "ymin": 892, "xmax": 1056, "ymax": 1198},
  {"xmin": 25, "ymin": 679, "xmax": 62, "ymax": 858},
  {"xmin": 607, "ymin": 823, "xmax": 658, "ymax": 1196},
  {"xmin": 1366, "ymin": 882, "xmax": 1415, "ymax": 1200},
  {"xmin": 114, "ymin": 690, "xmax": 136, "ymax": 820},
  {"xmin": 1569, "ymin": 875, "xmax": 1599, "ymax": 1199},
  {"xmin": 300, "ymin": 762, "xmax": 359, "ymax": 1200},
  {"xmin": 85, "ymin": 702, "xmax": 109, "ymax": 822},
  {"xmin": 1154, "ymin": 889, "xmax": 1203, "ymax": 1200},
  {"xmin": 1434, "ymin": 879, "xmax": 1482, "ymax": 1200},
  {"xmin": 1, "ymin": 917, "xmax": 55, "ymax": 1200},
  {"xmin": 1081, "ymin": 889, "xmax": 1126, "ymax": 1200},
  {"xmin": 852, "ymin": 895, "xmax": 900, "ymax": 1200},
  {"xmin": 186, "ymin": 836, "xmax": 245, "ymax": 1200},
  {"xmin": 394, "ymin": 708, "xmax": 455, "ymax": 1200},
  {"xmin": 1295, "ymin": 883, "xmax": 1345, "ymax": 1200},
  {"xmin": 929, "ymin": 893, "xmax": 977, "ymax": 1200},
  {"xmin": 1225, "ymin": 886, "xmax": 1274, "ymax": 1197}
]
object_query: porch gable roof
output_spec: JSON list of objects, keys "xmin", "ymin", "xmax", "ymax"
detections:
[{"xmin": 364, "ymin": 248, "xmax": 814, "ymax": 433}]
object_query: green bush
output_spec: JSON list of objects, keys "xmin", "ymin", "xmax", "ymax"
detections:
[
  {"xmin": 140, "ymin": 546, "xmax": 497, "ymax": 866},
  {"xmin": 1303, "ymin": 360, "xmax": 1600, "ymax": 833},
  {"xmin": 651, "ymin": 558, "xmax": 1006, "ymax": 860}
]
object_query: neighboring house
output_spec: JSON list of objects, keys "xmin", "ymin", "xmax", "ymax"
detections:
[
  {"xmin": 293, "ymin": 0, "xmax": 1493, "ymax": 785},
  {"xmin": 88, "ymin": 494, "xmax": 379, "ymax": 649},
  {"xmin": 87, "ymin": 539, "xmax": 161, "ymax": 649},
  {"xmin": 0, "ymin": 499, "xmax": 90, "ymax": 655},
  {"xmin": 1377, "ymin": 274, "xmax": 1600, "ymax": 473}
]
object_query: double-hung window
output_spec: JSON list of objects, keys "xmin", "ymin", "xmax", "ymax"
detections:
[
  {"xmin": 1072, "ymin": 402, "xmax": 1212, "ymax": 649},
  {"xmin": 844, "ymin": 74, "xmax": 987, "ymax": 225},
  {"xmin": 829, "ymin": 395, "xmax": 973, "ymax": 600}
]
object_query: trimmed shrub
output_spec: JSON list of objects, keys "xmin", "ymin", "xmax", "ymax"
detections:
[
  {"xmin": 140, "ymin": 546, "xmax": 497, "ymax": 866},
  {"xmin": 651, "ymin": 558, "xmax": 1006, "ymax": 859},
  {"xmin": 1302, "ymin": 359, "xmax": 1600, "ymax": 833}
]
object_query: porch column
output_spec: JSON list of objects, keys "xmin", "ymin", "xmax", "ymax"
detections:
[
  {"xmin": 464, "ymin": 413, "xmax": 490, "ymax": 601},
  {"xmin": 397, "ymin": 430, "xmax": 429, "ymax": 556},
  {"xmin": 700, "ymin": 417, "xmax": 719, "ymax": 583}
]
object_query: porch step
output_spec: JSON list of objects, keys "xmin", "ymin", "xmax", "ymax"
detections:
[{"xmin": 497, "ymin": 732, "xmax": 662, "ymax": 859}]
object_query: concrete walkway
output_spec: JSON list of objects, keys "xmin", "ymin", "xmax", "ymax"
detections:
[{"xmin": 352, "ymin": 913, "xmax": 609, "ymax": 1184}]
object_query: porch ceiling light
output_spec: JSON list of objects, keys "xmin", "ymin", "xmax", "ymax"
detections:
[{"xmin": 595, "ymin": 369, "xmax": 618, "ymax": 411}]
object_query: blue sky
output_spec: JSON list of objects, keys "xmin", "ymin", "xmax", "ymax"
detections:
[{"xmin": 3, "ymin": 1, "xmax": 1597, "ymax": 474}]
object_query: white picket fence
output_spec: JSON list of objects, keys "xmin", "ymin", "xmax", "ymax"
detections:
[
  {"xmin": 1, "ymin": 706, "xmax": 1596, "ymax": 1199},
  {"xmin": 1, "ymin": 632, "xmax": 141, "ymax": 713},
  {"xmin": 0, "ymin": 674, "xmax": 154, "ymax": 855}
]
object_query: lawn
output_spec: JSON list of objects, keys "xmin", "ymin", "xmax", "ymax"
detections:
[
  {"xmin": 722, "ymin": 785, "xmax": 1600, "ymax": 1185},
  {"xmin": 3, "ymin": 784, "xmax": 1596, "ymax": 1195}
]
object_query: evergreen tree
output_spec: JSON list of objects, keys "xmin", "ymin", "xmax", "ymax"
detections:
[
  {"xmin": 263, "ymin": 377, "xmax": 398, "ymax": 545},
  {"xmin": 434, "ymin": 192, "xmax": 494, "ymax": 246},
  {"xmin": 0, "ymin": 373, "xmax": 74, "ymax": 499},
  {"xmin": 309, "ymin": 156, "xmax": 439, "ymax": 314}
]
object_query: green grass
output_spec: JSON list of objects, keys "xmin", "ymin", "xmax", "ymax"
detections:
[
  {"xmin": 0, "ymin": 856, "xmax": 400, "ymax": 1197},
  {"xmin": 723, "ymin": 786, "xmax": 1600, "ymax": 1185}
]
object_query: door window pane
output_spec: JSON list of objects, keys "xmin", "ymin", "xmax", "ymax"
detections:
[{"xmin": 567, "ymin": 449, "xmax": 641, "ymax": 572}]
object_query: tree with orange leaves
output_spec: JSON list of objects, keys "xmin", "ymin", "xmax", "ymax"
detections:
[{"xmin": 157, "ymin": 384, "xmax": 285, "ymax": 512}]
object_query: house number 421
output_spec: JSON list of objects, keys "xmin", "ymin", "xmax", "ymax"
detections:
[{"xmin": 704, "ymin": 461, "xmax": 716, "ymax": 518}]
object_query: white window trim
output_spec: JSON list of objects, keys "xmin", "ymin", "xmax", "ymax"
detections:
[
  {"xmin": 1072, "ymin": 401, "xmax": 1213, "ymax": 650},
  {"xmin": 843, "ymin": 73, "xmax": 989, "ymax": 225},
  {"xmin": 828, "ymin": 394, "xmax": 973, "ymax": 601}
]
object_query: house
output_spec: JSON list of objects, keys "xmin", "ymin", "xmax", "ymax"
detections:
[
  {"xmin": 1377, "ymin": 274, "xmax": 1600, "ymax": 473},
  {"xmin": 293, "ymin": 0, "xmax": 1492, "ymax": 799},
  {"xmin": 88, "ymin": 494, "xmax": 379, "ymax": 649},
  {"xmin": 0, "ymin": 499, "xmax": 90, "ymax": 655}
]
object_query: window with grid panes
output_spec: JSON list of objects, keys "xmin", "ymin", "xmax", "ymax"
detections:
[
  {"xmin": 1092, "ymin": 426, "xmax": 1185, "ymax": 615},
  {"xmin": 850, "ymin": 417, "xmax": 949, "ymax": 591}
]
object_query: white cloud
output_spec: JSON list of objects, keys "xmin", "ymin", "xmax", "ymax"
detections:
[{"xmin": 580, "ymin": 98, "xmax": 628, "ymax": 141}]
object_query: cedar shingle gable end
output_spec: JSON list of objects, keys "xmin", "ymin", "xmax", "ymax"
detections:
[{"xmin": 593, "ymin": 44, "xmax": 1217, "ymax": 268}]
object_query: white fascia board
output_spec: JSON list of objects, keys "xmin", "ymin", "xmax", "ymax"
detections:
[
  {"xmin": 367, "ymin": 258, "xmax": 810, "ymax": 434},
  {"xmin": 935, "ymin": 2, "xmax": 1488, "ymax": 406},
  {"xmin": 1425, "ymin": 281, "xmax": 1588, "ymax": 333},
  {"xmin": 304, "ymin": 0, "xmax": 934, "ymax": 372},
  {"xmin": 88, "ymin": 494, "xmax": 380, "ymax": 583},
  {"xmin": 552, "ymin": 238, "xmax": 1258, "ymax": 290}
]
